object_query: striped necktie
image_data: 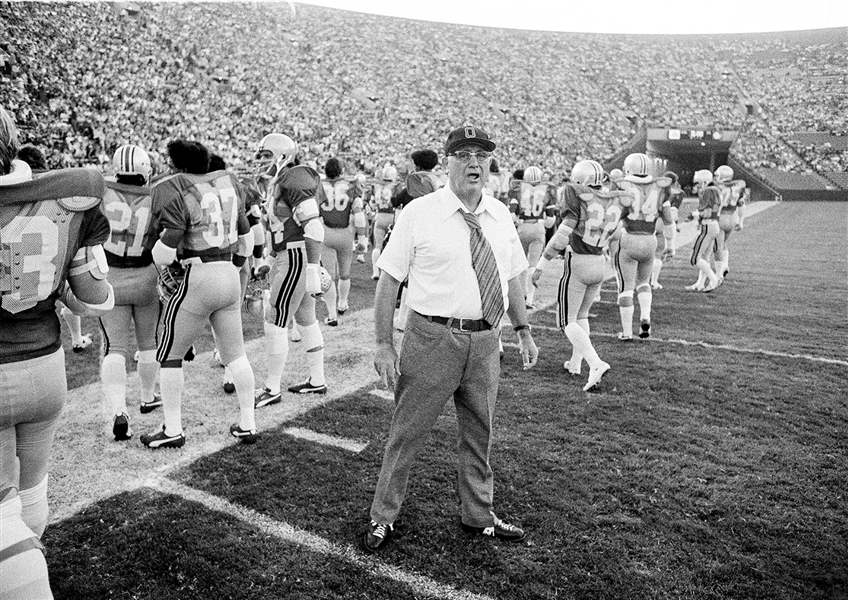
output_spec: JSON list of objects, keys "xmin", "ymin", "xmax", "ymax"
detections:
[{"xmin": 461, "ymin": 210, "xmax": 504, "ymax": 327}]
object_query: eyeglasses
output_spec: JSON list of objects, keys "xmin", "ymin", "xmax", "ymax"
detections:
[{"xmin": 449, "ymin": 150, "xmax": 492, "ymax": 163}]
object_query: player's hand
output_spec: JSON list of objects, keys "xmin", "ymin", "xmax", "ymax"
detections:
[
  {"xmin": 305, "ymin": 263, "xmax": 322, "ymax": 296},
  {"xmin": 735, "ymin": 222, "xmax": 744, "ymax": 231},
  {"xmin": 517, "ymin": 329, "xmax": 539, "ymax": 369},
  {"xmin": 374, "ymin": 343, "xmax": 400, "ymax": 390},
  {"xmin": 662, "ymin": 248, "xmax": 675, "ymax": 262},
  {"xmin": 531, "ymin": 268, "xmax": 543, "ymax": 287}
]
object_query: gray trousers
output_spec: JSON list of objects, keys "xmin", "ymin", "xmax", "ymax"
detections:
[{"xmin": 370, "ymin": 310, "xmax": 501, "ymax": 528}]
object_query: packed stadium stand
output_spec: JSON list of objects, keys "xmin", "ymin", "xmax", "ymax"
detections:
[{"xmin": 0, "ymin": 2, "xmax": 845, "ymax": 196}]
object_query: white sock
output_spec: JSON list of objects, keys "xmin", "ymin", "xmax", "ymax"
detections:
[
  {"xmin": 228, "ymin": 355, "xmax": 256, "ymax": 432},
  {"xmin": 159, "ymin": 367, "xmax": 183, "ymax": 436},
  {"xmin": 371, "ymin": 248, "xmax": 381, "ymax": 277},
  {"xmin": 263, "ymin": 322, "xmax": 288, "ymax": 394},
  {"xmin": 564, "ymin": 323, "xmax": 601, "ymax": 368},
  {"xmin": 651, "ymin": 259, "xmax": 662, "ymax": 285},
  {"xmin": 692, "ymin": 271, "xmax": 706, "ymax": 286},
  {"xmin": 19, "ymin": 475, "xmax": 48, "ymax": 538},
  {"xmin": 637, "ymin": 288, "xmax": 652, "ymax": 323},
  {"xmin": 324, "ymin": 281, "xmax": 338, "ymax": 320},
  {"xmin": 300, "ymin": 321, "xmax": 325, "ymax": 386},
  {"xmin": 697, "ymin": 258, "xmax": 718, "ymax": 285},
  {"xmin": 338, "ymin": 278, "xmax": 351, "ymax": 307},
  {"xmin": 61, "ymin": 307, "xmax": 83, "ymax": 344},
  {"xmin": 136, "ymin": 350, "xmax": 159, "ymax": 403},
  {"xmin": 101, "ymin": 353, "xmax": 127, "ymax": 416}
]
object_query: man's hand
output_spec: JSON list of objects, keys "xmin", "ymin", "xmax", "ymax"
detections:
[
  {"xmin": 662, "ymin": 247, "xmax": 675, "ymax": 261},
  {"xmin": 374, "ymin": 343, "xmax": 400, "ymax": 390},
  {"xmin": 517, "ymin": 329, "xmax": 539, "ymax": 369},
  {"xmin": 305, "ymin": 263, "xmax": 322, "ymax": 296},
  {"xmin": 735, "ymin": 221, "xmax": 744, "ymax": 231}
]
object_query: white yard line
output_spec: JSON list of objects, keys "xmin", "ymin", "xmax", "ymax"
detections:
[
  {"xmin": 506, "ymin": 327, "xmax": 848, "ymax": 367},
  {"xmin": 282, "ymin": 427, "xmax": 369, "ymax": 453},
  {"xmin": 370, "ymin": 388, "xmax": 395, "ymax": 401},
  {"xmin": 143, "ymin": 475, "xmax": 496, "ymax": 600}
]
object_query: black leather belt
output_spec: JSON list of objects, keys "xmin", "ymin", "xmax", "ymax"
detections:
[{"xmin": 421, "ymin": 314, "xmax": 491, "ymax": 332}]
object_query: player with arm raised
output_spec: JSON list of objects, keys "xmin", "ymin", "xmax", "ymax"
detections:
[
  {"xmin": 614, "ymin": 153, "xmax": 675, "ymax": 340},
  {"xmin": 99, "ymin": 145, "xmax": 163, "ymax": 441},
  {"xmin": 1, "ymin": 105, "xmax": 113, "ymax": 598},
  {"xmin": 532, "ymin": 160, "xmax": 621, "ymax": 391},
  {"xmin": 320, "ymin": 156, "xmax": 366, "ymax": 319},
  {"xmin": 254, "ymin": 133, "xmax": 329, "ymax": 409},
  {"xmin": 142, "ymin": 140, "xmax": 257, "ymax": 448}
]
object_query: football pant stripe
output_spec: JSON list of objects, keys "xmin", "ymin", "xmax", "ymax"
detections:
[
  {"xmin": 613, "ymin": 245, "xmax": 624, "ymax": 293},
  {"xmin": 156, "ymin": 266, "xmax": 192, "ymax": 363},
  {"xmin": 271, "ymin": 247, "xmax": 304, "ymax": 328},
  {"xmin": 691, "ymin": 225, "xmax": 707, "ymax": 266},
  {"xmin": 99, "ymin": 317, "xmax": 110, "ymax": 356},
  {"xmin": 556, "ymin": 251, "xmax": 572, "ymax": 330}
]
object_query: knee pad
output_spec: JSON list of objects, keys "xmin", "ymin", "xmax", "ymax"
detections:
[
  {"xmin": 19, "ymin": 476, "xmax": 48, "ymax": 538},
  {"xmin": 617, "ymin": 291, "xmax": 634, "ymax": 307}
]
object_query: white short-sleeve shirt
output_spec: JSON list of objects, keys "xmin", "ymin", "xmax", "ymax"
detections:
[{"xmin": 377, "ymin": 184, "xmax": 528, "ymax": 319}]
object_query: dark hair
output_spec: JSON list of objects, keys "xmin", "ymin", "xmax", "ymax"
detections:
[
  {"xmin": 17, "ymin": 144, "xmax": 47, "ymax": 171},
  {"xmin": 167, "ymin": 139, "xmax": 210, "ymax": 174},
  {"xmin": 410, "ymin": 149, "xmax": 438, "ymax": 171},
  {"xmin": 116, "ymin": 174, "xmax": 147, "ymax": 186},
  {"xmin": 489, "ymin": 158, "xmax": 499, "ymax": 173},
  {"xmin": 512, "ymin": 169, "xmax": 524, "ymax": 180},
  {"xmin": 209, "ymin": 154, "xmax": 226, "ymax": 172},
  {"xmin": 324, "ymin": 157, "xmax": 343, "ymax": 180}
]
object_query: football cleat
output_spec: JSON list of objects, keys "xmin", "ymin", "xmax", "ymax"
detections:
[
  {"xmin": 112, "ymin": 413, "xmax": 132, "ymax": 441},
  {"xmin": 72, "ymin": 334, "xmax": 93, "ymax": 353},
  {"xmin": 685, "ymin": 282, "xmax": 704, "ymax": 292},
  {"xmin": 324, "ymin": 317, "xmax": 338, "ymax": 327},
  {"xmin": 140, "ymin": 426, "xmax": 185, "ymax": 449},
  {"xmin": 563, "ymin": 359, "xmax": 581, "ymax": 376},
  {"xmin": 583, "ymin": 361, "xmax": 611, "ymax": 392},
  {"xmin": 337, "ymin": 301, "xmax": 349, "ymax": 315},
  {"xmin": 639, "ymin": 321, "xmax": 651, "ymax": 339},
  {"xmin": 461, "ymin": 513, "xmax": 526, "ymax": 542},
  {"xmin": 140, "ymin": 393, "xmax": 163, "ymax": 414},
  {"xmin": 183, "ymin": 345, "xmax": 196, "ymax": 362},
  {"xmin": 617, "ymin": 333, "xmax": 633, "ymax": 342},
  {"xmin": 254, "ymin": 387, "xmax": 282, "ymax": 408},
  {"xmin": 229, "ymin": 424, "xmax": 258, "ymax": 444},
  {"xmin": 287, "ymin": 379, "xmax": 328, "ymax": 395},
  {"xmin": 356, "ymin": 254, "xmax": 366, "ymax": 264},
  {"xmin": 361, "ymin": 521, "xmax": 394, "ymax": 553}
]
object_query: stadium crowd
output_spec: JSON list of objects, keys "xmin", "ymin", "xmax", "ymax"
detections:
[{"xmin": 1, "ymin": 2, "xmax": 846, "ymax": 180}]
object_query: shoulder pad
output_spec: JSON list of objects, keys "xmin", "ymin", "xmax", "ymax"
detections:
[{"xmin": 656, "ymin": 177, "xmax": 672, "ymax": 188}]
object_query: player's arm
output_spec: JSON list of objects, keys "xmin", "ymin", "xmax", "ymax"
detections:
[
  {"xmin": 233, "ymin": 203, "xmax": 253, "ymax": 268},
  {"xmin": 543, "ymin": 196, "xmax": 557, "ymax": 229},
  {"xmin": 63, "ymin": 209, "xmax": 114, "ymax": 315},
  {"xmin": 659, "ymin": 190, "xmax": 676, "ymax": 258},
  {"xmin": 151, "ymin": 191, "xmax": 187, "ymax": 266}
]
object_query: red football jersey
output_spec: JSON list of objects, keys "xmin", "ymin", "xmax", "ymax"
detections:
[
  {"xmin": 101, "ymin": 180, "xmax": 154, "ymax": 268},
  {"xmin": 320, "ymin": 176, "xmax": 362, "ymax": 229},
  {"xmin": 267, "ymin": 165, "xmax": 326, "ymax": 252}
]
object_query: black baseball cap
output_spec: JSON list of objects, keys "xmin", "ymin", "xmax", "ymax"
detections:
[{"xmin": 444, "ymin": 125, "xmax": 496, "ymax": 155}]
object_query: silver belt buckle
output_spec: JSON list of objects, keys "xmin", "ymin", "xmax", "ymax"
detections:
[{"xmin": 457, "ymin": 318, "xmax": 473, "ymax": 332}]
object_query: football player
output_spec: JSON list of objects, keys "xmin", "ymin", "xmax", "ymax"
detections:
[
  {"xmin": 508, "ymin": 165, "xmax": 557, "ymax": 309},
  {"xmin": 533, "ymin": 160, "xmax": 619, "ymax": 391},
  {"xmin": 320, "ymin": 156, "xmax": 367, "ymax": 320},
  {"xmin": 713, "ymin": 165, "xmax": 746, "ymax": 280},
  {"xmin": 614, "ymin": 153, "xmax": 675, "ymax": 340},
  {"xmin": 687, "ymin": 186, "xmax": 723, "ymax": 292},
  {"xmin": 1, "ymin": 105, "xmax": 113, "ymax": 595},
  {"xmin": 370, "ymin": 164, "xmax": 398, "ymax": 280},
  {"xmin": 649, "ymin": 170, "xmax": 682, "ymax": 290},
  {"xmin": 99, "ymin": 145, "xmax": 163, "ymax": 441},
  {"xmin": 143, "ymin": 140, "xmax": 257, "ymax": 448},
  {"xmin": 254, "ymin": 133, "xmax": 329, "ymax": 409}
]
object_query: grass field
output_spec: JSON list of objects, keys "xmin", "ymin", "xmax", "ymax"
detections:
[{"xmin": 44, "ymin": 201, "xmax": 847, "ymax": 599}]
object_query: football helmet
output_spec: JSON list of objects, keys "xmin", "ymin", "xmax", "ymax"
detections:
[
  {"xmin": 570, "ymin": 160, "xmax": 605, "ymax": 188},
  {"xmin": 693, "ymin": 169, "xmax": 713, "ymax": 185},
  {"xmin": 623, "ymin": 153, "xmax": 650, "ymax": 177},
  {"xmin": 256, "ymin": 133, "xmax": 297, "ymax": 173},
  {"xmin": 714, "ymin": 165, "xmax": 734, "ymax": 184},
  {"xmin": 523, "ymin": 166, "xmax": 543, "ymax": 185},
  {"xmin": 112, "ymin": 145, "xmax": 152, "ymax": 181}
]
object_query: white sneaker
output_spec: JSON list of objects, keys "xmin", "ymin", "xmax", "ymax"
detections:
[
  {"xmin": 563, "ymin": 359, "xmax": 581, "ymax": 376},
  {"xmin": 72, "ymin": 334, "xmax": 93, "ymax": 353},
  {"xmin": 685, "ymin": 282, "xmax": 704, "ymax": 291},
  {"xmin": 617, "ymin": 332, "xmax": 633, "ymax": 342},
  {"xmin": 583, "ymin": 361, "xmax": 610, "ymax": 392},
  {"xmin": 702, "ymin": 279, "xmax": 720, "ymax": 293},
  {"xmin": 337, "ymin": 301, "xmax": 349, "ymax": 315}
]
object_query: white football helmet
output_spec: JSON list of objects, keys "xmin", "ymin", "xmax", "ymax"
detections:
[
  {"xmin": 523, "ymin": 166, "xmax": 543, "ymax": 185},
  {"xmin": 256, "ymin": 133, "xmax": 297, "ymax": 173},
  {"xmin": 112, "ymin": 145, "xmax": 151, "ymax": 182},
  {"xmin": 693, "ymin": 169, "xmax": 713, "ymax": 185},
  {"xmin": 570, "ymin": 160, "xmax": 605, "ymax": 188},
  {"xmin": 714, "ymin": 165, "xmax": 734, "ymax": 184},
  {"xmin": 623, "ymin": 153, "xmax": 650, "ymax": 177}
]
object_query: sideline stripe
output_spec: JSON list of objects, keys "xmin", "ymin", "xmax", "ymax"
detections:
[
  {"xmin": 146, "ymin": 476, "xmax": 496, "ymax": 600},
  {"xmin": 516, "ymin": 325, "xmax": 848, "ymax": 367},
  {"xmin": 283, "ymin": 427, "xmax": 368, "ymax": 453}
]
